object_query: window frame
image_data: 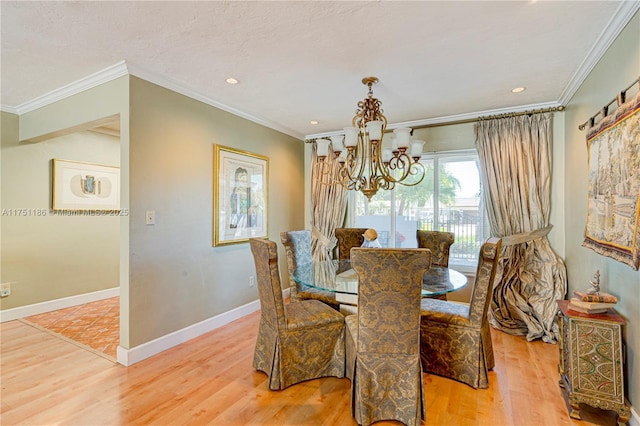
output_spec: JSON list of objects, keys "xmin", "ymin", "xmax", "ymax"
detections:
[{"xmin": 347, "ymin": 148, "xmax": 488, "ymax": 274}]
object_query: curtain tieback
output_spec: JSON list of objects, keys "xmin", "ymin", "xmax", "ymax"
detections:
[
  {"xmin": 501, "ymin": 225, "xmax": 552, "ymax": 246},
  {"xmin": 312, "ymin": 226, "xmax": 336, "ymax": 251}
]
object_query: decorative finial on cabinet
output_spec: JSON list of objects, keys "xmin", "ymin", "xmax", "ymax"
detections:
[{"xmin": 587, "ymin": 270, "xmax": 600, "ymax": 294}]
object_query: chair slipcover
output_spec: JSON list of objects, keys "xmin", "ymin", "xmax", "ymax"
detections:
[
  {"xmin": 346, "ymin": 248, "xmax": 431, "ymax": 426},
  {"xmin": 419, "ymin": 237, "xmax": 502, "ymax": 389},
  {"xmin": 280, "ymin": 230, "xmax": 340, "ymax": 310},
  {"xmin": 249, "ymin": 238, "xmax": 345, "ymax": 390},
  {"xmin": 416, "ymin": 230, "xmax": 455, "ymax": 301},
  {"xmin": 416, "ymin": 230, "xmax": 455, "ymax": 267},
  {"xmin": 335, "ymin": 228, "xmax": 369, "ymax": 260}
]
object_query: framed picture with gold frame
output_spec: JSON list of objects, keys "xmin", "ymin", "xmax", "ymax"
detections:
[
  {"xmin": 213, "ymin": 145, "xmax": 268, "ymax": 246},
  {"xmin": 52, "ymin": 159, "xmax": 120, "ymax": 211}
]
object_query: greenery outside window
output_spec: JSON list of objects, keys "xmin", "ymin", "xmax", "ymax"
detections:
[{"xmin": 348, "ymin": 149, "xmax": 488, "ymax": 273}]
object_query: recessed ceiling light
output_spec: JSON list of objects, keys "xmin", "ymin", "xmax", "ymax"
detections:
[
  {"xmin": 226, "ymin": 77, "xmax": 239, "ymax": 85},
  {"xmin": 310, "ymin": 120, "xmax": 319, "ymax": 125},
  {"xmin": 511, "ymin": 87, "xmax": 526, "ymax": 93}
]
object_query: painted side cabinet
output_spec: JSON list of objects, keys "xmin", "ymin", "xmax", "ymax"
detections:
[{"xmin": 556, "ymin": 300, "xmax": 630, "ymax": 425}]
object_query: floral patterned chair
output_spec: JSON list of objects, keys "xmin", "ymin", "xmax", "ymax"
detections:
[
  {"xmin": 346, "ymin": 248, "xmax": 432, "ymax": 426},
  {"xmin": 335, "ymin": 228, "xmax": 369, "ymax": 260},
  {"xmin": 416, "ymin": 230, "xmax": 456, "ymax": 301},
  {"xmin": 249, "ymin": 238, "xmax": 345, "ymax": 390},
  {"xmin": 419, "ymin": 237, "xmax": 502, "ymax": 389},
  {"xmin": 416, "ymin": 230, "xmax": 455, "ymax": 267},
  {"xmin": 280, "ymin": 230, "xmax": 340, "ymax": 310}
]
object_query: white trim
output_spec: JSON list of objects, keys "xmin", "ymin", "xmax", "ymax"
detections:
[
  {"xmin": 5, "ymin": 0, "xmax": 636, "ymax": 140},
  {"xmin": 0, "ymin": 287, "xmax": 119, "ymax": 323},
  {"xmin": 0, "ymin": 104, "xmax": 19, "ymax": 114},
  {"xmin": 116, "ymin": 299, "xmax": 261, "ymax": 366},
  {"xmin": 7, "ymin": 59, "xmax": 303, "ymax": 140},
  {"xmin": 14, "ymin": 61, "xmax": 129, "ymax": 115},
  {"xmin": 126, "ymin": 63, "xmax": 303, "ymax": 140},
  {"xmin": 558, "ymin": 0, "xmax": 640, "ymax": 106},
  {"xmin": 630, "ymin": 406, "xmax": 640, "ymax": 426}
]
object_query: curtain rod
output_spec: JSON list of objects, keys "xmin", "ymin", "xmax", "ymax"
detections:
[
  {"xmin": 475, "ymin": 105, "xmax": 564, "ymax": 122},
  {"xmin": 305, "ymin": 106, "xmax": 565, "ymax": 142},
  {"xmin": 578, "ymin": 76, "xmax": 640, "ymax": 131},
  {"xmin": 410, "ymin": 105, "xmax": 565, "ymax": 130}
]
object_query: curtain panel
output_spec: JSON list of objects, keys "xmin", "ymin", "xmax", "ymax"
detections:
[
  {"xmin": 475, "ymin": 113, "xmax": 567, "ymax": 343},
  {"xmin": 310, "ymin": 143, "xmax": 347, "ymax": 261}
]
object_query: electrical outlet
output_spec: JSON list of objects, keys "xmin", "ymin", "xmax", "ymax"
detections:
[
  {"xmin": 0, "ymin": 283, "xmax": 11, "ymax": 297},
  {"xmin": 249, "ymin": 276, "xmax": 255, "ymax": 287}
]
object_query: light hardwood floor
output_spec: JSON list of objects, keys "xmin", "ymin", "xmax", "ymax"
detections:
[{"xmin": 1, "ymin": 311, "xmax": 618, "ymax": 425}]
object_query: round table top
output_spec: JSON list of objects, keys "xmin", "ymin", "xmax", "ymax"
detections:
[{"xmin": 292, "ymin": 260, "xmax": 468, "ymax": 297}]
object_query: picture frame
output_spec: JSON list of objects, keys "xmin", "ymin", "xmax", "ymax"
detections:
[
  {"xmin": 213, "ymin": 145, "xmax": 268, "ymax": 246},
  {"xmin": 52, "ymin": 159, "xmax": 120, "ymax": 211}
]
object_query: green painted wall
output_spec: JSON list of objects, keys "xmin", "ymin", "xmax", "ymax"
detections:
[
  {"xmin": 127, "ymin": 77, "xmax": 304, "ymax": 347},
  {"xmin": 1, "ymin": 76, "xmax": 129, "ymax": 314},
  {"xmin": 564, "ymin": 11, "xmax": 639, "ymax": 408}
]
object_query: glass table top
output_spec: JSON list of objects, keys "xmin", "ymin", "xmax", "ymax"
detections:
[{"xmin": 292, "ymin": 260, "xmax": 468, "ymax": 297}]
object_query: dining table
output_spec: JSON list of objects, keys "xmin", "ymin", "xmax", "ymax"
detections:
[{"xmin": 292, "ymin": 259, "xmax": 468, "ymax": 307}]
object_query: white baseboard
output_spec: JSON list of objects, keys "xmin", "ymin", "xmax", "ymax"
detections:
[
  {"xmin": 630, "ymin": 406, "xmax": 639, "ymax": 426},
  {"xmin": 117, "ymin": 299, "xmax": 261, "ymax": 366},
  {"xmin": 0, "ymin": 287, "xmax": 119, "ymax": 322}
]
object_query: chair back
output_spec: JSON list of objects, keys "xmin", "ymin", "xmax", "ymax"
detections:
[
  {"xmin": 351, "ymin": 248, "xmax": 431, "ymax": 354},
  {"xmin": 249, "ymin": 238, "xmax": 287, "ymax": 330},
  {"xmin": 335, "ymin": 228, "xmax": 369, "ymax": 260},
  {"xmin": 468, "ymin": 237, "xmax": 502, "ymax": 327},
  {"xmin": 416, "ymin": 230, "xmax": 455, "ymax": 267},
  {"xmin": 280, "ymin": 230, "xmax": 312, "ymax": 290}
]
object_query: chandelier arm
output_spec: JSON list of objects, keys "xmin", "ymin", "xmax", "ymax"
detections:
[{"xmin": 397, "ymin": 161, "xmax": 426, "ymax": 187}]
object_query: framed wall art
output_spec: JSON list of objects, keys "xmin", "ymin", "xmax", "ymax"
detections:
[
  {"xmin": 52, "ymin": 159, "xmax": 120, "ymax": 211},
  {"xmin": 583, "ymin": 91, "xmax": 640, "ymax": 270},
  {"xmin": 213, "ymin": 145, "xmax": 268, "ymax": 246}
]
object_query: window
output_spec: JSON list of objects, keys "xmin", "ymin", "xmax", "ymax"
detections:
[{"xmin": 349, "ymin": 149, "xmax": 488, "ymax": 272}]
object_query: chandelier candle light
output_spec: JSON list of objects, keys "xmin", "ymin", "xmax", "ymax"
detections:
[{"xmin": 315, "ymin": 77, "xmax": 425, "ymax": 200}]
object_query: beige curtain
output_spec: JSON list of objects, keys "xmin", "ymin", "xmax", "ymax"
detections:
[
  {"xmin": 475, "ymin": 113, "xmax": 567, "ymax": 343},
  {"xmin": 310, "ymin": 143, "xmax": 347, "ymax": 261}
]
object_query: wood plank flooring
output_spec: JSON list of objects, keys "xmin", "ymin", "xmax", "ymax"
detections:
[{"xmin": 1, "ymin": 311, "xmax": 619, "ymax": 425}]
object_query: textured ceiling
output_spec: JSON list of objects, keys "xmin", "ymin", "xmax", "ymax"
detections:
[{"xmin": 1, "ymin": 1, "xmax": 637, "ymax": 139}]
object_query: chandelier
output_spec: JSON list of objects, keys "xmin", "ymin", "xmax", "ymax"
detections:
[{"xmin": 316, "ymin": 77, "xmax": 425, "ymax": 200}]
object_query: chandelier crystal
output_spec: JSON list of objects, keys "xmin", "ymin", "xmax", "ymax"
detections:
[{"xmin": 316, "ymin": 77, "xmax": 425, "ymax": 201}]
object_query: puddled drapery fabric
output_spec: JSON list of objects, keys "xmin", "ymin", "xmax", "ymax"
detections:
[
  {"xmin": 475, "ymin": 113, "xmax": 567, "ymax": 343},
  {"xmin": 310, "ymin": 143, "xmax": 347, "ymax": 261}
]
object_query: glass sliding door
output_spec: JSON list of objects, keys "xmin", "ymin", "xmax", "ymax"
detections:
[{"xmin": 349, "ymin": 149, "xmax": 487, "ymax": 272}]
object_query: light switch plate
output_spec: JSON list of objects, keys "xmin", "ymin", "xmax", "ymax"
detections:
[{"xmin": 145, "ymin": 210, "xmax": 155, "ymax": 225}]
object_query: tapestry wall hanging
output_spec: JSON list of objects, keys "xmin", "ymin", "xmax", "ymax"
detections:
[{"xmin": 583, "ymin": 91, "xmax": 640, "ymax": 270}]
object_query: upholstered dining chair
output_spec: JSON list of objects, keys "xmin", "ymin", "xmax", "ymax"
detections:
[
  {"xmin": 249, "ymin": 238, "xmax": 345, "ymax": 390},
  {"xmin": 416, "ymin": 230, "xmax": 455, "ymax": 300},
  {"xmin": 416, "ymin": 230, "xmax": 455, "ymax": 267},
  {"xmin": 335, "ymin": 227, "xmax": 369, "ymax": 260},
  {"xmin": 280, "ymin": 230, "xmax": 340, "ymax": 310},
  {"xmin": 346, "ymin": 248, "xmax": 432, "ymax": 426},
  {"xmin": 419, "ymin": 237, "xmax": 502, "ymax": 389}
]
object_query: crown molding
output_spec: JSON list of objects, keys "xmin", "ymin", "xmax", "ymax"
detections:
[
  {"xmin": 126, "ymin": 62, "xmax": 304, "ymax": 140},
  {"xmin": 6, "ymin": 0, "xmax": 637, "ymax": 141},
  {"xmin": 0, "ymin": 104, "xmax": 19, "ymax": 114},
  {"xmin": 14, "ymin": 61, "xmax": 129, "ymax": 115},
  {"xmin": 8, "ymin": 59, "xmax": 303, "ymax": 140},
  {"xmin": 558, "ymin": 0, "xmax": 640, "ymax": 106}
]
